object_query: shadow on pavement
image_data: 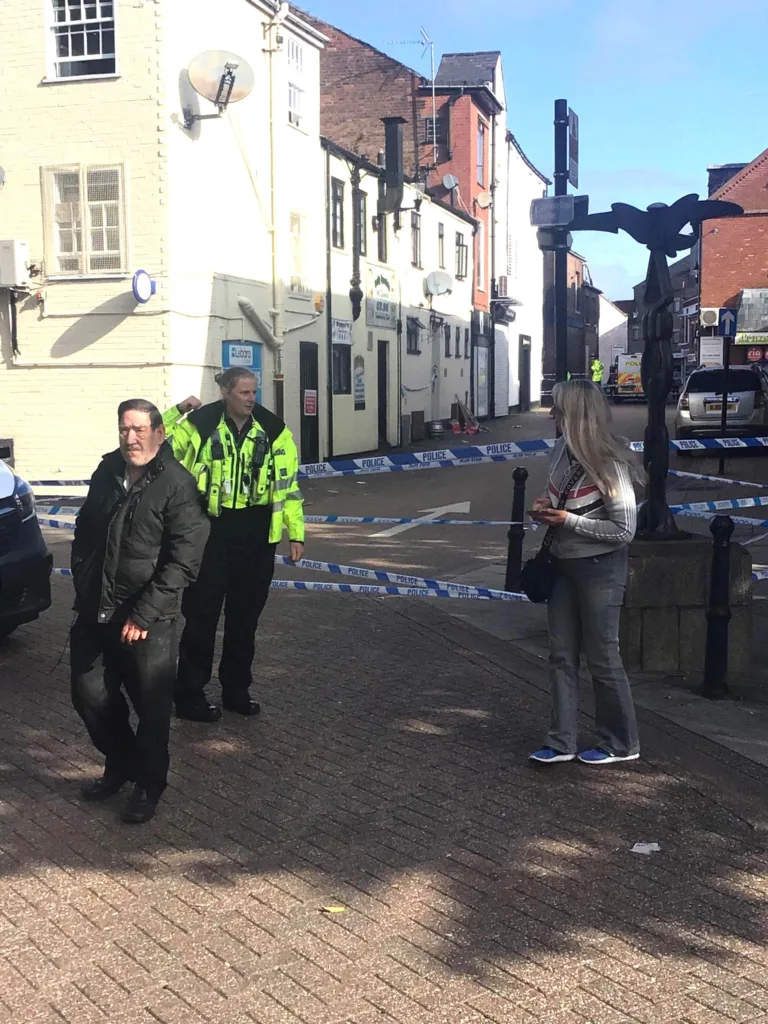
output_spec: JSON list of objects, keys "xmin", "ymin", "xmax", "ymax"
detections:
[{"xmin": 0, "ymin": 579, "xmax": 766, "ymax": 1022}]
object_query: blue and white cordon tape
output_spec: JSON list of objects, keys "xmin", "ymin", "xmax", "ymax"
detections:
[
  {"xmin": 52, "ymin": 561, "xmax": 528, "ymax": 601},
  {"xmin": 36, "ymin": 507, "xmax": 527, "ymax": 529},
  {"xmin": 27, "ymin": 434, "xmax": 768, "ymax": 490}
]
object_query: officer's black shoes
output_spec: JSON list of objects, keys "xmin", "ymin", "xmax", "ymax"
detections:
[
  {"xmin": 81, "ymin": 773, "xmax": 130, "ymax": 802},
  {"xmin": 223, "ymin": 696, "xmax": 262, "ymax": 717},
  {"xmin": 121, "ymin": 786, "xmax": 160, "ymax": 824},
  {"xmin": 175, "ymin": 700, "xmax": 223, "ymax": 723}
]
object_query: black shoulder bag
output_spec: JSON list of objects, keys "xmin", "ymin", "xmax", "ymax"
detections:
[{"xmin": 520, "ymin": 463, "xmax": 584, "ymax": 603}]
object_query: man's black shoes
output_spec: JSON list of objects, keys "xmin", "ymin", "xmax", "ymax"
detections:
[
  {"xmin": 175, "ymin": 697, "xmax": 261, "ymax": 719},
  {"xmin": 121, "ymin": 786, "xmax": 160, "ymax": 824},
  {"xmin": 175, "ymin": 700, "xmax": 223, "ymax": 723},
  {"xmin": 81, "ymin": 774, "xmax": 130, "ymax": 802},
  {"xmin": 223, "ymin": 696, "xmax": 261, "ymax": 716}
]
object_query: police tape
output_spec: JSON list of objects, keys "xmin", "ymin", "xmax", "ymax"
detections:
[
  {"xmin": 35, "ymin": 507, "xmax": 529, "ymax": 529},
  {"xmin": 670, "ymin": 495, "xmax": 768, "ymax": 515},
  {"xmin": 304, "ymin": 515, "xmax": 526, "ymax": 527},
  {"xmin": 27, "ymin": 433, "xmax": 768, "ymax": 490},
  {"xmin": 673, "ymin": 508, "xmax": 768, "ymax": 529},
  {"xmin": 38, "ymin": 517, "xmax": 75, "ymax": 531},
  {"xmin": 275, "ymin": 555, "xmax": 524, "ymax": 599},
  {"xmin": 50, "ymin": 567, "xmax": 528, "ymax": 601},
  {"xmin": 52, "ymin": 563, "xmax": 768, "ymax": 591},
  {"xmin": 667, "ymin": 469, "xmax": 766, "ymax": 488},
  {"xmin": 753, "ymin": 565, "xmax": 768, "ymax": 580}
]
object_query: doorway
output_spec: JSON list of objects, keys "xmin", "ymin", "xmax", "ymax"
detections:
[
  {"xmin": 377, "ymin": 339, "xmax": 388, "ymax": 447},
  {"xmin": 518, "ymin": 335, "xmax": 532, "ymax": 412},
  {"xmin": 299, "ymin": 342, "xmax": 319, "ymax": 464}
]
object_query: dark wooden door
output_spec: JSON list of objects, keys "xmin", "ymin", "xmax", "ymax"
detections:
[{"xmin": 299, "ymin": 342, "xmax": 319, "ymax": 464}]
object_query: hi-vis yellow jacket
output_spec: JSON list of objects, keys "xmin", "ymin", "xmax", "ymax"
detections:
[{"xmin": 163, "ymin": 401, "xmax": 305, "ymax": 544}]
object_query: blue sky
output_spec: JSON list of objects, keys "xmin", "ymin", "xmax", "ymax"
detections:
[{"xmin": 306, "ymin": 0, "xmax": 767, "ymax": 300}]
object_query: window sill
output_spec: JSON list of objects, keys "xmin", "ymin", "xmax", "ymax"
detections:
[
  {"xmin": 40, "ymin": 73, "xmax": 121, "ymax": 86},
  {"xmin": 288, "ymin": 121, "xmax": 309, "ymax": 137},
  {"xmin": 406, "ymin": 351, "xmax": 422, "ymax": 357},
  {"xmin": 46, "ymin": 273, "xmax": 132, "ymax": 282}
]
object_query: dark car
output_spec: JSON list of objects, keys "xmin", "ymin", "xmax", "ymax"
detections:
[{"xmin": 0, "ymin": 460, "xmax": 52, "ymax": 637}]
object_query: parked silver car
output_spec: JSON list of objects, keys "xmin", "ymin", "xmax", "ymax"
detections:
[{"xmin": 675, "ymin": 365, "xmax": 768, "ymax": 440}]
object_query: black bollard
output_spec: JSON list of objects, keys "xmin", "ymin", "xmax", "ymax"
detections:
[
  {"xmin": 505, "ymin": 467, "xmax": 528, "ymax": 593},
  {"xmin": 702, "ymin": 514, "xmax": 734, "ymax": 700}
]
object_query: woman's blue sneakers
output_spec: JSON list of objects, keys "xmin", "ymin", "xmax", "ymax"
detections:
[
  {"xmin": 528, "ymin": 747, "xmax": 577, "ymax": 764},
  {"xmin": 577, "ymin": 748, "xmax": 640, "ymax": 765}
]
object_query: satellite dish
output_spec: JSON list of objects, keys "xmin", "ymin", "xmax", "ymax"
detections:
[
  {"xmin": 476, "ymin": 191, "xmax": 492, "ymax": 210},
  {"xmin": 442, "ymin": 174, "xmax": 459, "ymax": 191},
  {"xmin": 184, "ymin": 51, "xmax": 254, "ymax": 128},
  {"xmin": 425, "ymin": 271, "xmax": 453, "ymax": 297}
]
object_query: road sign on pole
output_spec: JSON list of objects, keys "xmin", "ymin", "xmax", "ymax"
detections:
[
  {"xmin": 568, "ymin": 109, "xmax": 579, "ymax": 188},
  {"xmin": 719, "ymin": 308, "xmax": 737, "ymax": 338}
]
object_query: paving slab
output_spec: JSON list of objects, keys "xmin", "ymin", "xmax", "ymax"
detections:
[{"xmin": 0, "ymin": 578, "xmax": 766, "ymax": 1023}]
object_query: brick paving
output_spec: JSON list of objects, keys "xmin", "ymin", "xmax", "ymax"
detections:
[{"xmin": 0, "ymin": 577, "xmax": 767, "ymax": 1024}]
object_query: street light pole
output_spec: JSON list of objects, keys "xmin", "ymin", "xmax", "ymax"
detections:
[{"xmin": 553, "ymin": 99, "xmax": 569, "ymax": 386}]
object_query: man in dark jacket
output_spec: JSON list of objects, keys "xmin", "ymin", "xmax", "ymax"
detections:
[{"xmin": 70, "ymin": 399, "xmax": 209, "ymax": 824}]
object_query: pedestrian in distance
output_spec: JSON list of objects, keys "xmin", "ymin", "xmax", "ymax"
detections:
[
  {"xmin": 70, "ymin": 400, "xmax": 210, "ymax": 824},
  {"xmin": 164, "ymin": 367, "xmax": 305, "ymax": 723},
  {"xmin": 529, "ymin": 379, "xmax": 643, "ymax": 766}
]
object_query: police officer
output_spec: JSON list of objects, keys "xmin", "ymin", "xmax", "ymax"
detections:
[
  {"xmin": 163, "ymin": 368, "xmax": 305, "ymax": 722},
  {"xmin": 591, "ymin": 356, "xmax": 605, "ymax": 386}
]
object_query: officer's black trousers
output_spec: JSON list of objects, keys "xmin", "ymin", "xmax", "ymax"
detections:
[
  {"xmin": 71, "ymin": 617, "xmax": 176, "ymax": 796},
  {"xmin": 176, "ymin": 506, "xmax": 277, "ymax": 704}
]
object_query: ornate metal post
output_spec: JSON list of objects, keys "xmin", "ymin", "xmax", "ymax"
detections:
[
  {"xmin": 570, "ymin": 195, "xmax": 743, "ymax": 537},
  {"xmin": 638, "ymin": 247, "xmax": 677, "ymax": 535}
]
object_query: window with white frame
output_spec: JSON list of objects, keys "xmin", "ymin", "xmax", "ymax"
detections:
[
  {"xmin": 50, "ymin": 0, "xmax": 116, "ymax": 79},
  {"xmin": 289, "ymin": 212, "xmax": 309, "ymax": 295},
  {"xmin": 288, "ymin": 82, "xmax": 304, "ymax": 128},
  {"xmin": 287, "ymin": 38, "xmax": 304, "ymax": 75},
  {"xmin": 455, "ymin": 232, "xmax": 468, "ymax": 279},
  {"xmin": 43, "ymin": 163, "xmax": 127, "ymax": 275}
]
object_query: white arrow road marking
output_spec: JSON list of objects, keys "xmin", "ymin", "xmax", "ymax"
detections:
[{"xmin": 372, "ymin": 501, "xmax": 472, "ymax": 538}]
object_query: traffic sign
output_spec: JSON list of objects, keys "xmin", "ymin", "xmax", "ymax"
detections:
[
  {"xmin": 530, "ymin": 195, "xmax": 574, "ymax": 227},
  {"xmin": 719, "ymin": 308, "xmax": 737, "ymax": 338},
  {"xmin": 568, "ymin": 109, "xmax": 579, "ymax": 188}
]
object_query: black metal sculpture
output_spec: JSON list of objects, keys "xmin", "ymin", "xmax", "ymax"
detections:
[{"xmin": 571, "ymin": 194, "xmax": 743, "ymax": 537}]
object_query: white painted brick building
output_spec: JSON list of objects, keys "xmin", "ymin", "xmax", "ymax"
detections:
[{"xmin": 0, "ymin": 0, "xmax": 326, "ymax": 480}]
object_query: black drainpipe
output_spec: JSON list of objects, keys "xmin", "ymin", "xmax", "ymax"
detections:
[
  {"xmin": 324, "ymin": 145, "xmax": 335, "ymax": 460},
  {"xmin": 9, "ymin": 290, "xmax": 19, "ymax": 357}
]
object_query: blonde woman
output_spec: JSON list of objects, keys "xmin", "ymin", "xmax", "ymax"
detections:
[{"xmin": 529, "ymin": 379, "xmax": 643, "ymax": 766}]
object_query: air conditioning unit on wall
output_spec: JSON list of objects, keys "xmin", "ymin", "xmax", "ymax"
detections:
[
  {"xmin": 0, "ymin": 240, "xmax": 30, "ymax": 288},
  {"xmin": 700, "ymin": 307, "xmax": 720, "ymax": 329}
]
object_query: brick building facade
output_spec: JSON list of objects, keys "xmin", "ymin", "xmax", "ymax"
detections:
[
  {"xmin": 700, "ymin": 148, "xmax": 768, "ymax": 366},
  {"xmin": 297, "ymin": 16, "xmax": 522, "ymax": 416},
  {"xmin": 542, "ymin": 251, "xmax": 599, "ymax": 381}
]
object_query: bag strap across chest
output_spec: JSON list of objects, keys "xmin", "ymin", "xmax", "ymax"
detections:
[{"xmin": 540, "ymin": 463, "xmax": 585, "ymax": 553}]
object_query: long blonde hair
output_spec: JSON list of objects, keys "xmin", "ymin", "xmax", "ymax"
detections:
[{"xmin": 552, "ymin": 379, "xmax": 644, "ymax": 497}]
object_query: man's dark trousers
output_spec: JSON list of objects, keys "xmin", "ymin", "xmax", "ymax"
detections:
[
  {"xmin": 176, "ymin": 505, "xmax": 276, "ymax": 705},
  {"xmin": 71, "ymin": 618, "xmax": 176, "ymax": 796}
]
